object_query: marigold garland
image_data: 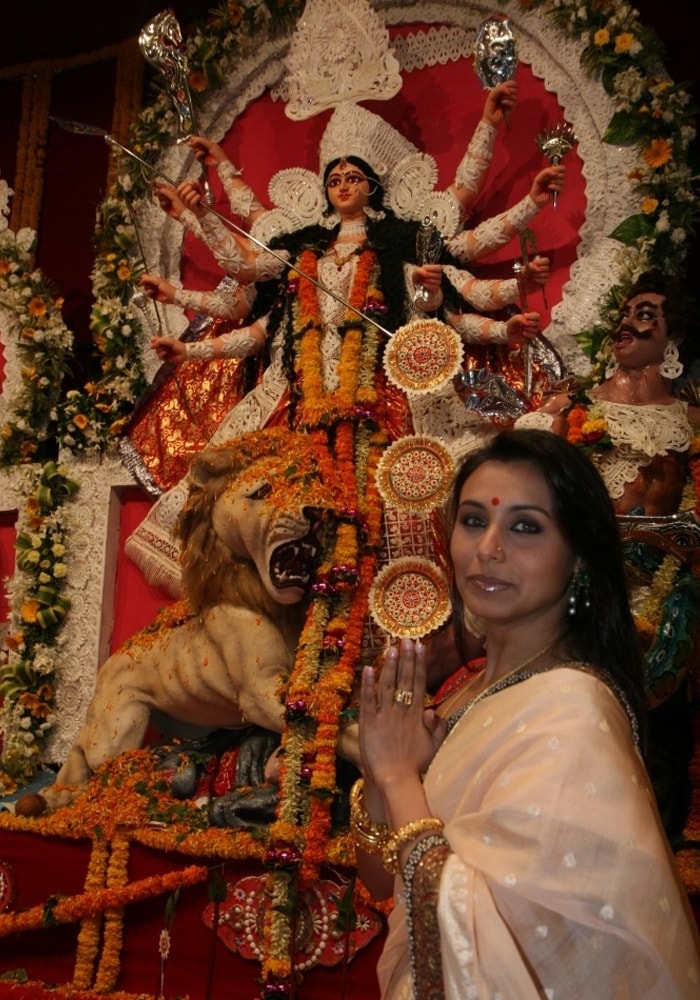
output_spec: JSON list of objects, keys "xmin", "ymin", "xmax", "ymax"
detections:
[
  {"xmin": 72, "ymin": 838, "xmax": 110, "ymax": 990},
  {"xmin": 94, "ymin": 836, "xmax": 131, "ymax": 993},
  {"xmin": 0, "ymin": 861, "xmax": 206, "ymax": 938}
]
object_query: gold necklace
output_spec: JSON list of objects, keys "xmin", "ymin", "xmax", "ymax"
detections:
[
  {"xmin": 446, "ymin": 637, "xmax": 559, "ymax": 731},
  {"xmin": 327, "ymin": 244, "xmax": 360, "ymax": 270}
]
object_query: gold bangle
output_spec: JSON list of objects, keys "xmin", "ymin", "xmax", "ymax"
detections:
[
  {"xmin": 349, "ymin": 779, "xmax": 389, "ymax": 855},
  {"xmin": 382, "ymin": 817, "xmax": 445, "ymax": 874}
]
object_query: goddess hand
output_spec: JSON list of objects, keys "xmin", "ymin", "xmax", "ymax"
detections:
[
  {"xmin": 140, "ymin": 273, "xmax": 177, "ymax": 304},
  {"xmin": 186, "ymin": 135, "xmax": 227, "ymax": 168},
  {"xmin": 506, "ymin": 311, "xmax": 540, "ymax": 344},
  {"xmin": 483, "ymin": 80, "xmax": 518, "ymax": 127},
  {"xmin": 150, "ymin": 336, "xmax": 187, "ymax": 363},
  {"xmin": 523, "ymin": 255, "xmax": 550, "ymax": 292},
  {"xmin": 529, "ymin": 165, "xmax": 565, "ymax": 208},
  {"xmin": 151, "ymin": 182, "xmax": 186, "ymax": 219}
]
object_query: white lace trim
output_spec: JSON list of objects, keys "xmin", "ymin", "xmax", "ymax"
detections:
[
  {"xmin": 454, "ymin": 119, "xmax": 497, "ymax": 193},
  {"xmin": 443, "ymin": 265, "xmax": 519, "ymax": 311},
  {"xmin": 218, "ymin": 160, "xmax": 264, "ymax": 221},
  {"xmin": 446, "ymin": 194, "xmax": 539, "ymax": 263},
  {"xmin": 174, "ymin": 286, "xmax": 247, "ymax": 319},
  {"xmin": 593, "ymin": 399, "xmax": 692, "ymax": 500},
  {"xmin": 448, "ymin": 311, "xmax": 508, "ymax": 344}
]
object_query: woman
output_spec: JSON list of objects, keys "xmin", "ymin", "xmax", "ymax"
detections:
[{"xmin": 355, "ymin": 429, "xmax": 700, "ymax": 998}]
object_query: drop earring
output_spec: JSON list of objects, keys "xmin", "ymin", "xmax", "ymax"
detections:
[
  {"xmin": 659, "ymin": 341, "xmax": 683, "ymax": 380},
  {"xmin": 568, "ymin": 568, "xmax": 591, "ymax": 616}
]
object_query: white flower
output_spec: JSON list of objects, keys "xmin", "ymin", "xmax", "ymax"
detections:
[
  {"xmin": 16, "ymin": 228, "xmax": 36, "ymax": 252},
  {"xmin": 656, "ymin": 210, "xmax": 670, "ymax": 233}
]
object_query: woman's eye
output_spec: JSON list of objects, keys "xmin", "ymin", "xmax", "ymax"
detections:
[
  {"xmin": 460, "ymin": 514, "xmax": 485, "ymax": 528},
  {"xmin": 249, "ymin": 483, "xmax": 272, "ymax": 500},
  {"xmin": 512, "ymin": 518, "xmax": 541, "ymax": 534}
]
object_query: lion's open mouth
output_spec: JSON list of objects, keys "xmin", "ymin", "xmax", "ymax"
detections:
[{"xmin": 269, "ymin": 508, "xmax": 325, "ymax": 589}]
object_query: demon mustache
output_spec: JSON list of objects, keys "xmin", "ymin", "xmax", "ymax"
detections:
[{"xmin": 612, "ymin": 322, "xmax": 653, "ymax": 342}]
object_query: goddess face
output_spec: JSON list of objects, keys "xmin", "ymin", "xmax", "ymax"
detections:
[{"xmin": 325, "ymin": 160, "xmax": 372, "ymax": 219}]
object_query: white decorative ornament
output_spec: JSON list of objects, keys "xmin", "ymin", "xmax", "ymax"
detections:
[
  {"xmin": 318, "ymin": 102, "xmax": 419, "ymax": 180},
  {"xmin": 279, "ymin": 0, "xmax": 403, "ymax": 119},
  {"xmin": 659, "ymin": 340, "xmax": 683, "ymax": 380},
  {"xmin": 249, "ymin": 208, "xmax": 297, "ymax": 246},
  {"xmin": 386, "ymin": 152, "xmax": 439, "ymax": 220},
  {"xmin": 267, "ymin": 167, "xmax": 326, "ymax": 227},
  {"xmin": 415, "ymin": 191, "xmax": 461, "ymax": 240}
]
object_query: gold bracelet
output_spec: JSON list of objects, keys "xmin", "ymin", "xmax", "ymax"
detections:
[
  {"xmin": 349, "ymin": 779, "xmax": 389, "ymax": 855},
  {"xmin": 382, "ymin": 817, "xmax": 445, "ymax": 874}
]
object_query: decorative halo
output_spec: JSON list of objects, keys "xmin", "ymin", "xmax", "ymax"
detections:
[
  {"xmin": 369, "ymin": 556, "xmax": 451, "ymax": 639},
  {"xmin": 376, "ymin": 435, "xmax": 455, "ymax": 512},
  {"xmin": 384, "ymin": 319, "xmax": 463, "ymax": 393}
]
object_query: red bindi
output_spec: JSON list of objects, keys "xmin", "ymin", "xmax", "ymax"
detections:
[{"xmin": 491, "ymin": 497, "xmax": 500, "ymax": 506}]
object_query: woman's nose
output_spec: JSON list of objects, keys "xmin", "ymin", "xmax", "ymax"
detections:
[{"xmin": 477, "ymin": 526, "xmax": 505, "ymax": 562}]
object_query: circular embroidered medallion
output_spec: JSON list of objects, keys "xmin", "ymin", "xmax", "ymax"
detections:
[
  {"xmin": 202, "ymin": 874, "xmax": 382, "ymax": 971},
  {"xmin": 384, "ymin": 319, "xmax": 463, "ymax": 393},
  {"xmin": 0, "ymin": 859, "xmax": 16, "ymax": 912},
  {"xmin": 369, "ymin": 556, "xmax": 451, "ymax": 638},
  {"xmin": 376, "ymin": 435, "xmax": 455, "ymax": 512}
]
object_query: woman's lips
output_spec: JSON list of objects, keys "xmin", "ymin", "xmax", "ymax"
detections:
[{"xmin": 467, "ymin": 575, "xmax": 510, "ymax": 592}]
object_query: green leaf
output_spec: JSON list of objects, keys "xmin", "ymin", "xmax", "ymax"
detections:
[
  {"xmin": 603, "ymin": 111, "xmax": 642, "ymax": 145},
  {"xmin": 608, "ymin": 214, "xmax": 655, "ymax": 246}
]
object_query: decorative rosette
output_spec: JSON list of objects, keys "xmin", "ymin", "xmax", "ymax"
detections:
[
  {"xmin": 376, "ymin": 435, "xmax": 455, "ymax": 513},
  {"xmin": 383, "ymin": 319, "xmax": 463, "ymax": 393},
  {"xmin": 203, "ymin": 874, "xmax": 383, "ymax": 970},
  {"xmin": 369, "ymin": 556, "xmax": 451, "ymax": 639}
]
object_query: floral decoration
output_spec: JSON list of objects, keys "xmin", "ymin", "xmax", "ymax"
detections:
[
  {"xmin": 0, "ymin": 183, "xmax": 73, "ymax": 465},
  {"xmin": 0, "ymin": 461, "xmax": 78, "ymax": 792}
]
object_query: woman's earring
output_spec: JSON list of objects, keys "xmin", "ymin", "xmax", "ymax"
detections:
[
  {"xmin": 568, "ymin": 568, "xmax": 591, "ymax": 616},
  {"xmin": 659, "ymin": 341, "xmax": 683, "ymax": 380}
]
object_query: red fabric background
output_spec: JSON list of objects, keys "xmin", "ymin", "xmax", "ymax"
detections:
[{"xmin": 0, "ymin": 832, "xmax": 385, "ymax": 999}]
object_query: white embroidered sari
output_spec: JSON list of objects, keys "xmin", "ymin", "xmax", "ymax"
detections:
[{"xmin": 377, "ymin": 668, "xmax": 700, "ymax": 999}]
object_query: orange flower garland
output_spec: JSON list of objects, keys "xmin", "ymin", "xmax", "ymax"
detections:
[
  {"xmin": 0, "ymin": 862, "xmax": 206, "ymax": 938},
  {"xmin": 259, "ymin": 244, "xmax": 389, "ymax": 991}
]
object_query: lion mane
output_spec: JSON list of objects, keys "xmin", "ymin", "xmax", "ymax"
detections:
[{"xmin": 177, "ymin": 426, "xmax": 337, "ymax": 644}]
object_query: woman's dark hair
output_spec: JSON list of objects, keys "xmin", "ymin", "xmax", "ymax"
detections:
[
  {"xmin": 445, "ymin": 428, "xmax": 647, "ymax": 742},
  {"xmin": 322, "ymin": 156, "xmax": 385, "ymax": 213}
]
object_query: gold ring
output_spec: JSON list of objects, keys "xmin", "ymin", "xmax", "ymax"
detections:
[{"xmin": 394, "ymin": 689, "xmax": 414, "ymax": 706}]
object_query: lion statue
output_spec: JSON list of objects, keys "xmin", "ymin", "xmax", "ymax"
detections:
[{"xmin": 52, "ymin": 426, "xmax": 350, "ymax": 790}]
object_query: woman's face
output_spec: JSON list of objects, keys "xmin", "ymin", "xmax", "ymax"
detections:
[
  {"xmin": 449, "ymin": 460, "xmax": 577, "ymax": 634},
  {"xmin": 325, "ymin": 161, "xmax": 372, "ymax": 219}
]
